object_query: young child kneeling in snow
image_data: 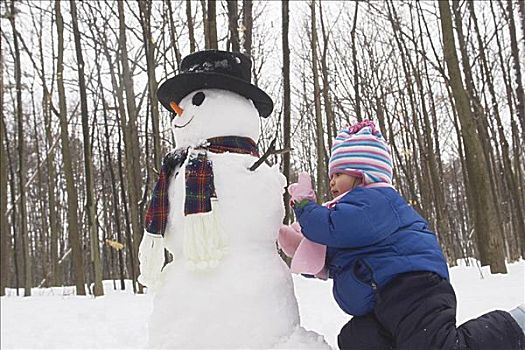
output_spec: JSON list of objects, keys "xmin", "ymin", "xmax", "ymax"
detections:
[{"xmin": 278, "ymin": 120, "xmax": 525, "ymax": 349}]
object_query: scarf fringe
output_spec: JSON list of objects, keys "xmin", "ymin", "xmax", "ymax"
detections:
[{"xmin": 183, "ymin": 200, "xmax": 228, "ymax": 270}]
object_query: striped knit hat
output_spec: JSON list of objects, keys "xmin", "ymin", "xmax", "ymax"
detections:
[{"xmin": 329, "ymin": 120, "xmax": 393, "ymax": 185}]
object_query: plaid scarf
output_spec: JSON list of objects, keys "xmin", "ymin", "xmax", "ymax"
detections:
[{"xmin": 144, "ymin": 136, "xmax": 259, "ymax": 236}]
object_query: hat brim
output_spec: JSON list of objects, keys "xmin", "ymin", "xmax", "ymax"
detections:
[{"xmin": 157, "ymin": 72, "xmax": 274, "ymax": 118}]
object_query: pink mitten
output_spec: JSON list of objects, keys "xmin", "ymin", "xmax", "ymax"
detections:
[
  {"xmin": 291, "ymin": 239, "xmax": 327, "ymax": 276},
  {"xmin": 278, "ymin": 222, "xmax": 304, "ymax": 257},
  {"xmin": 288, "ymin": 172, "xmax": 316, "ymax": 203}
]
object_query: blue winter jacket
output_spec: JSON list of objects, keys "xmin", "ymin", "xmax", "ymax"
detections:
[{"xmin": 293, "ymin": 186, "xmax": 449, "ymax": 316}]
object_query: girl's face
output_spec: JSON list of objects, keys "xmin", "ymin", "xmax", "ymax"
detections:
[{"xmin": 329, "ymin": 173, "xmax": 360, "ymax": 197}]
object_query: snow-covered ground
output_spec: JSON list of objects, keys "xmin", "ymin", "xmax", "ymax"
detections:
[{"xmin": 1, "ymin": 260, "xmax": 524, "ymax": 349}]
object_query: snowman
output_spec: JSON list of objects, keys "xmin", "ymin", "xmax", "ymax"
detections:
[{"xmin": 138, "ymin": 50, "xmax": 329, "ymax": 349}]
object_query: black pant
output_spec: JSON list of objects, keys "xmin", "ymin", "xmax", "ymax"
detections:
[{"xmin": 338, "ymin": 272, "xmax": 524, "ymax": 350}]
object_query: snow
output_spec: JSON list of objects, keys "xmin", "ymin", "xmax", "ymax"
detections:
[{"xmin": 1, "ymin": 260, "xmax": 524, "ymax": 349}]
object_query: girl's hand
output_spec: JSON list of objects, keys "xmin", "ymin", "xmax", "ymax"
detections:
[{"xmin": 288, "ymin": 172, "xmax": 317, "ymax": 204}]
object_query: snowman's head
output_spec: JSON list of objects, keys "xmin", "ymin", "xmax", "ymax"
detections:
[
  {"xmin": 171, "ymin": 88, "xmax": 260, "ymax": 146},
  {"xmin": 157, "ymin": 50, "xmax": 274, "ymax": 147}
]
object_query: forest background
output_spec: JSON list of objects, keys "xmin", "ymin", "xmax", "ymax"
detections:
[{"xmin": 0, "ymin": 0, "xmax": 524, "ymax": 297}]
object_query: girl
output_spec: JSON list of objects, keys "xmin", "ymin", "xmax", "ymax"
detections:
[{"xmin": 279, "ymin": 120, "xmax": 524, "ymax": 349}]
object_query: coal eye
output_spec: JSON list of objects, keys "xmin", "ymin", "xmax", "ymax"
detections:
[{"xmin": 192, "ymin": 92, "xmax": 205, "ymax": 106}]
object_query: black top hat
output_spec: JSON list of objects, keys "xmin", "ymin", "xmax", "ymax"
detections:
[{"xmin": 157, "ymin": 50, "xmax": 274, "ymax": 118}]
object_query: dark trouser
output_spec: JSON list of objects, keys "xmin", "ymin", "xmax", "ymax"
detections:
[{"xmin": 338, "ymin": 272, "xmax": 524, "ymax": 350}]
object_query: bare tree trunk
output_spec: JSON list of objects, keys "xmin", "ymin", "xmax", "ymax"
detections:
[
  {"xmin": 242, "ymin": 0, "xmax": 253, "ymax": 56},
  {"xmin": 90, "ymin": 33, "xmax": 127, "ymax": 289},
  {"xmin": 448, "ymin": 82, "xmax": 477, "ymax": 259},
  {"xmin": 439, "ymin": 0, "xmax": 507, "ymax": 273},
  {"xmin": 4, "ymin": 124, "xmax": 19, "ymax": 294},
  {"xmin": 45, "ymin": 116, "xmax": 59, "ymax": 287},
  {"xmin": 201, "ymin": 0, "xmax": 209, "ymax": 49},
  {"xmin": 396, "ymin": 85, "xmax": 421, "ymax": 211},
  {"xmin": 103, "ymin": 100, "xmax": 126, "ymax": 290},
  {"xmin": 94, "ymin": 12, "xmax": 135, "ymax": 291},
  {"xmin": 410, "ymin": 7, "xmax": 454, "ymax": 264},
  {"xmin": 70, "ymin": 0, "xmax": 103, "ymax": 296},
  {"xmin": 29, "ymin": 8, "xmax": 51, "ymax": 286},
  {"xmin": 117, "ymin": 119, "xmax": 137, "ymax": 293},
  {"xmin": 138, "ymin": 0, "xmax": 161, "ymax": 172},
  {"xmin": 37, "ymin": 29, "xmax": 60, "ymax": 287},
  {"xmin": 98, "ymin": 189, "xmax": 110, "ymax": 282},
  {"xmin": 452, "ymin": 2, "xmax": 504, "ymax": 254},
  {"xmin": 165, "ymin": 0, "xmax": 182, "ymax": 70},
  {"xmin": 0, "ymin": 39, "xmax": 8, "ymax": 296},
  {"xmin": 9, "ymin": 5, "xmax": 64, "ymax": 286},
  {"xmin": 118, "ymin": 0, "xmax": 143, "ymax": 293},
  {"xmin": 31, "ymin": 94, "xmax": 47, "ymax": 286},
  {"xmin": 55, "ymin": 0, "xmax": 86, "ymax": 295},
  {"xmin": 498, "ymin": 1, "xmax": 525, "ymax": 258},
  {"xmin": 282, "ymin": 0, "xmax": 291, "ymax": 224},
  {"xmin": 309, "ymin": 0, "xmax": 328, "ymax": 202},
  {"xmin": 421, "ymin": 36, "xmax": 459, "ymax": 263},
  {"xmin": 186, "ymin": 0, "xmax": 196, "ymax": 53},
  {"xmin": 318, "ymin": 1, "xmax": 335, "ymax": 151},
  {"xmin": 469, "ymin": 0, "xmax": 525, "ymax": 258},
  {"xmin": 207, "ymin": 0, "xmax": 218, "ymax": 49},
  {"xmin": 387, "ymin": 1, "xmax": 433, "ymax": 222},
  {"xmin": 517, "ymin": 0, "xmax": 525, "ymax": 54},
  {"xmin": 491, "ymin": 2, "xmax": 525, "ymax": 241},
  {"xmin": 455, "ymin": 1, "xmax": 511, "ymax": 261},
  {"xmin": 9, "ymin": 0, "xmax": 31, "ymax": 296},
  {"xmin": 350, "ymin": 2, "xmax": 360, "ymax": 121},
  {"xmin": 416, "ymin": 62, "xmax": 454, "ymax": 263},
  {"xmin": 227, "ymin": 0, "xmax": 240, "ymax": 52},
  {"xmin": 506, "ymin": 0, "xmax": 525, "ymax": 135}
]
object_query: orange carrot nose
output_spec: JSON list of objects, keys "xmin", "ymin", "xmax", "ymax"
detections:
[{"xmin": 170, "ymin": 101, "xmax": 184, "ymax": 116}]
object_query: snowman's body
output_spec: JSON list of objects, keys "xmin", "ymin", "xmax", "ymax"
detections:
[{"xmin": 145, "ymin": 89, "xmax": 329, "ymax": 348}]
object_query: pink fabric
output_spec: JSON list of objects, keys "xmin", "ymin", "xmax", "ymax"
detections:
[
  {"xmin": 348, "ymin": 119, "xmax": 379, "ymax": 134},
  {"xmin": 277, "ymin": 222, "xmax": 303, "ymax": 257},
  {"xmin": 324, "ymin": 191, "xmax": 349, "ymax": 208},
  {"xmin": 288, "ymin": 172, "xmax": 316, "ymax": 203},
  {"xmin": 278, "ymin": 223, "xmax": 327, "ymax": 279},
  {"xmin": 290, "ymin": 238, "xmax": 327, "ymax": 278}
]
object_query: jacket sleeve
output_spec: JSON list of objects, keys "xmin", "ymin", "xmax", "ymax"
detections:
[{"xmin": 294, "ymin": 190, "xmax": 400, "ymax": 248}]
